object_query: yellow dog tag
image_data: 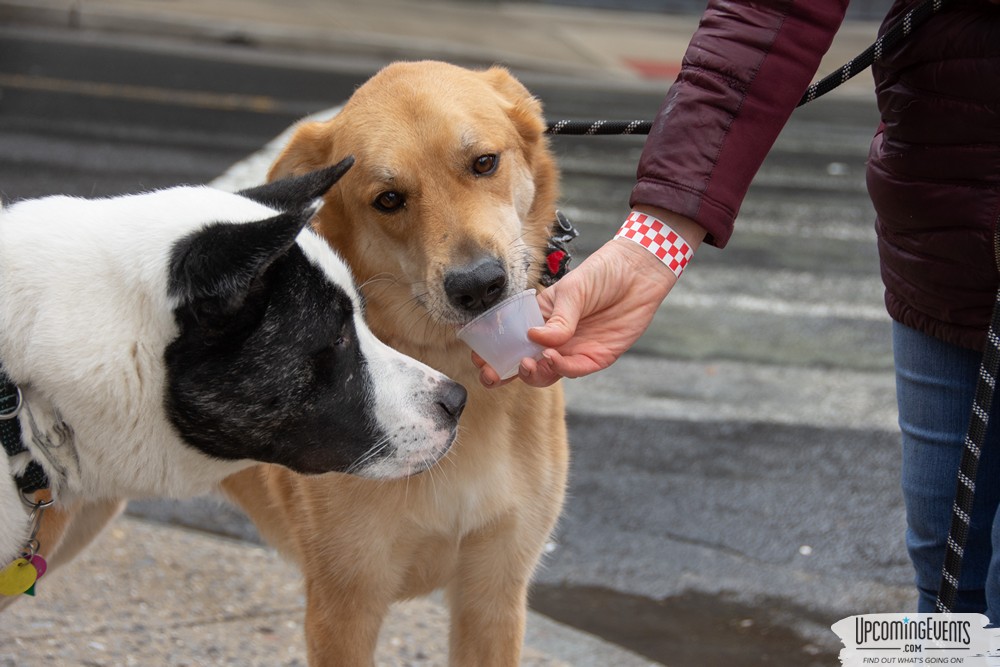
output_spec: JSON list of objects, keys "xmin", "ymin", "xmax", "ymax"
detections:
[{"xmin": 0, "ymin": 558, "xmax": 38, "ymax": 596}]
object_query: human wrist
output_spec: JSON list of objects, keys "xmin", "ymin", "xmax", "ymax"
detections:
[
  {"xmin": 630, "ymin": 206, "xmax": 706, "ymax": 250},
  {"xmin": 614, "ymin": 208, "xmax": 704, "ymax": 278},
  {"xmin": 609, "ymin": 236, "xmax": 678, "ymax": 288}
]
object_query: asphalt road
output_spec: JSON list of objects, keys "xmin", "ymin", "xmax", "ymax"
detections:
[{"xmin": 0, "ymin": 26, "xmax": 909, "ymax": 666}]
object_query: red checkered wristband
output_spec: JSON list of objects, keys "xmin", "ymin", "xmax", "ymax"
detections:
[{"xmin": 614, "ymin": 211, "xmax": 694, "ymax": 278}]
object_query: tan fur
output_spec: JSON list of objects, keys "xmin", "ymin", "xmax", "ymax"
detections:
[{"xmin": 221, "ymin": 62, "xmax": 569, "ymax": 667}]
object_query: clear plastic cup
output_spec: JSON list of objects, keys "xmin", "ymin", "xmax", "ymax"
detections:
[{"xmin": 457, "ymin": 289, "xmax": 545, "ymax": 380}]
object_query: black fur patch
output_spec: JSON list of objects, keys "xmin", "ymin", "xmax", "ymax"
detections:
[
  {"xmin": 165, "ymin": 233, "xmax": 385, "ymax": 475},
  {"xmin": 165, "ymin": 160, "xmax": 394, "ymax": 474}
]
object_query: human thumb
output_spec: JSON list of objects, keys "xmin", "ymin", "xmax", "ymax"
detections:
[{"xmin": 528, "ymin": 288, "xmax": 580, "ymax": 349}]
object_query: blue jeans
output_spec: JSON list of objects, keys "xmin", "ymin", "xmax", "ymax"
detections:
[{"xmin": 895, "ymin": 321, "xmax": 1000, "ymax": 621}]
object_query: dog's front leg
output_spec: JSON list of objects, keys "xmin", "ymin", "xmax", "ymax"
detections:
[
  {"xmin": 447, "ymin": 514, "xmax": 544, "ymax": 667},
  {"xmin": 303, "ymin": 573, "xmax": 393, "ymax": 667},
  {"xmin": 45, "ymin": 498, "xmax": 126, "ymax": 570}
]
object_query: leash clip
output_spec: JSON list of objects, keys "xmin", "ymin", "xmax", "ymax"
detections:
[{"xmin": 19, "ymin": 493, "xmax": 53, "ymax": 558}]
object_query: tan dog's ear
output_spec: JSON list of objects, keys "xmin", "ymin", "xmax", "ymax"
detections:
[
  {"xmin": 268, "ymin": 120, "xmax": 337, "ymax": 183},
  {"xmin": 483, "ymin": 66, "xmax": 545, "ymax": 144}
]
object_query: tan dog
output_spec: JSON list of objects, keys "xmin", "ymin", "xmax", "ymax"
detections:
[{"xmin": 221, "ymin": 61, "xmax": 569, "ymax": 666}]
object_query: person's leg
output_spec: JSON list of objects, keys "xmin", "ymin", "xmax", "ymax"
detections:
[
  {"xmin": 894, "ymin": 321, "xmax": 1000, "ymax": 617},
  {"xmin": 988, "ymin": 496, "xmax": 1000, "ymax": 624}
]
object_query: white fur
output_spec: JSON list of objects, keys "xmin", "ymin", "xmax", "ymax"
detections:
[{"xmin": 0, "ymin": 188, "xmax": 277, "ymax": 506}]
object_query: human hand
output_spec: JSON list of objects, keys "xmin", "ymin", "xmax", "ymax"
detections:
[{"xmin": 473, "ymin": 209, "xmax": 706, "ymax": 388}]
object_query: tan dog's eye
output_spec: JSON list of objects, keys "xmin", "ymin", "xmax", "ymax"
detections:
[
  {"xmin": 373, "ymin": 191, "xmax": 405, "ymax": 213},
  {"xmin": 472, "ymin": 154, "xmax": 499, "ymax": 176}
]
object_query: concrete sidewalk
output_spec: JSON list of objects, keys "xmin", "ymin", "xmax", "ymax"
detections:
[
  {"xmin": 0, "ymin": 516, "xmax": 659, "ymax": 666},
  {"xmin": 0, "ymin": 1, "xmax": 884, "ymax": 664}
]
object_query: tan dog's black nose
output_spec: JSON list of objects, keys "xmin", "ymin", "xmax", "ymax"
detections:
[{"xmin": 444, "ymin": 258, "xmax": 507, "ymax": 313}]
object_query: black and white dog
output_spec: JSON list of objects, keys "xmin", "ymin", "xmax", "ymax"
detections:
[{"xmin": 0, "ymin": 158, "xmax": 466, "ymax": 564}]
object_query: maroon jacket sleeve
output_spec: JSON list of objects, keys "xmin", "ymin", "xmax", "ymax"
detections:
[{"xmin": 630, "ymin": 0, "xmax": 849, "ymax": 248}]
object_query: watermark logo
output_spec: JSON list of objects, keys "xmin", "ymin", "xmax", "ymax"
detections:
[{"xmin": 832, "ymin": 614, "xmax": 1000, "ymax": 666}]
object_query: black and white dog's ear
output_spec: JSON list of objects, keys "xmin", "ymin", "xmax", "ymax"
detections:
[
  {"xmin": 169, "ymin": 156, "xmax": 354, "ymax": 320},
  {"xmin": 168, "ymin": 205, "xmax": 316, "ymax": 315},
  {"xmin": 237, "ymin": 155, "xmax": 354, "ymax": 211}
]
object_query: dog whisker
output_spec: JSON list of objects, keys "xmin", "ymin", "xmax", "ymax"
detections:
[
  {"xmin": 346, "ymin": 433, "xmax": 394, "ymax": 475},
  {"xmin": 391, "ymin": 289, "xmax": 455, "ymax": 336},
  {"xmin": 359, "ymin": 271, "xmax": 402, "ymax": 290}
]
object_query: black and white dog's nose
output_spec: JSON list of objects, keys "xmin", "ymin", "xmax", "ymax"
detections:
[
  {"xmin": 438, "ymin": 381, "xmax": 468, "ymax": 421},
  {"xmin": 444, "ymin": 257, "xmax": 507, "ymax": 313}
]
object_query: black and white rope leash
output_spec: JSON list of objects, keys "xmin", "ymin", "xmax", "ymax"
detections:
[
  {"xmin": 546, "ymin": 119, "xmax": 652, "ymax": 136},
  {"xmin": 935, "ymin": 292, "xmax": 1000, "ymax": 613},
  {"xmin": 544, "ymin": 0, "xmax": 949, "ymax": 135},
  {"xmin": 798, "ymin": 0, "xmax": 946, "ymax": 106}
]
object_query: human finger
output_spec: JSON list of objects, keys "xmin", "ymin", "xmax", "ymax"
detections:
[
  {"xmin": 474, "ymin": 353, "xmax": 520, "ymax": 389},
  {"xmin": 516, "ymin": 354, "xmax": 562, "ymax": 388}
]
